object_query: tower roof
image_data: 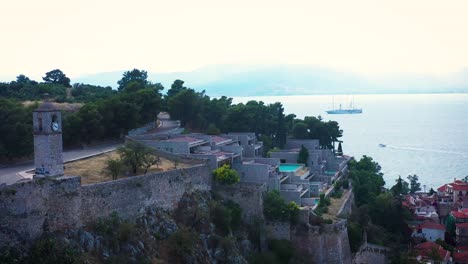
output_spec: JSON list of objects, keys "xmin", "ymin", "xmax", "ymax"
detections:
[{"xmin": 35, "ymin": 101, "xmax": 58, "ymax": 112}]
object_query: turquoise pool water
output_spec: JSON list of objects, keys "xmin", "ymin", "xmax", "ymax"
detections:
[{"xmin": 279, "ymin": 164, "xmax": 302, "ymax": 172}]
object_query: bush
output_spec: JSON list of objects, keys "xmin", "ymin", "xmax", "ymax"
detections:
[
  {"xmin": 168, "ymin": 226, "xmax": 198, "ymax": 257},
  {"xmin": 347, "ymin": 221, "xmax": 363, "ymax": 252},
  {"xmin": 0, "ymin": 248, "xmax": 21, "ymax": 264},
  {"xmin": 268, "ymin": 239, "xmax": 295, "ymax": 263},
  {"xmin": 212, "ymin": 200, "xmax": 242, "ymax": 235},
  {"xmin": 213, "ymin": 164, "xmax": 240, "ymax": 185},
  {"xmin": 287, "ymin": 201, "xmax": 300, "ymax": 225},
  {"xmin": 264, "ymin": 190, "xmax": 300, "ymax": 224},
  {"xmin": 342, "ymin": 179, "xmax": 349, "ymax": 189},
  {"xmin": 332, "ymin": 190, "xmax": 343, "ymax": 199},
  {"xmin": 27, "ymin": 237, "xmax": 81, "ymax": 264},
  {"xmin": 334, "ymin": 180, "xmax": 342, "ymax": 190}
]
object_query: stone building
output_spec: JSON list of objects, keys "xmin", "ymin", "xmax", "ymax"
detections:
[
  {"xmin": 32, "ymin": 101, "xmax": 64, "ymax": 177},
  {"xmin": 270, "ymin": 139, "xmax": 348, "ymax": 185}
]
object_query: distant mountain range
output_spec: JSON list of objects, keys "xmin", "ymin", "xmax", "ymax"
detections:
[{"xmin": 16, "ymin": 64, "xmax": 468, "ymax": 96}]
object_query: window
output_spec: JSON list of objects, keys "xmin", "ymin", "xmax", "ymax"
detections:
[{"xmin": 38, "ymin": 117, "xmax": 43, "ymax": 132}]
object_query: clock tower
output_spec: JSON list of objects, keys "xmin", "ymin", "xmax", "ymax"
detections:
[{"xmin": 33, "ymin": 100, "xmax": 64, "ymax": 177}]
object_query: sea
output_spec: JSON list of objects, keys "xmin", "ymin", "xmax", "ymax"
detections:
[{"xmin": 233, "ymin": 93, "xmax": 468, "ymax": 190}]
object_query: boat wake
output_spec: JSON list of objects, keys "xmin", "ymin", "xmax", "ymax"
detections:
[{"xmin": 385, "ymin": 145, "xmax": 467, "ymax": 156}]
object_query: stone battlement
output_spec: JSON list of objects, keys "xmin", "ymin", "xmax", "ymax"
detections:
[{"xmin": 0, "ymin": 164, "xmax": 211, "ymax": 249}]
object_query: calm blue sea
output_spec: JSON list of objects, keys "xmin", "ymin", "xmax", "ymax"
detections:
[{"xmin": 233, "ymin": 94, "xmax": 468, "ymax": 190}]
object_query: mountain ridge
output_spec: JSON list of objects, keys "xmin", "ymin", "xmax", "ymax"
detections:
[{"xmin": 3, "ymin": 64, "xmax": 468, "ymax": 96}]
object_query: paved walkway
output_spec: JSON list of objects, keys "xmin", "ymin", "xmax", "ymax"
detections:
[
  {"xmin": 0, "ymin": 144, "xmax": 120, "ymax": 185},
  {"xmin": 0, "ymin": 113, "xmax": 180, "ymax": 185}
]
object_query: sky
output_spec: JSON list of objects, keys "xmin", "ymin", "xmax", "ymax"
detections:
[{"xmin": 1, "ymin": 0, "xmax": 468, "ymax": 81}]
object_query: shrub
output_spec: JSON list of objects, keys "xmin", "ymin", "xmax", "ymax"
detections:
[
  {"xmin": 95, "ymin": 212, "xmax": 120, "ymax": 236},
  {"xmin": 268, "ymin": 239, "xmax": 295, "ymax": 263},
  {"xmin": 225, "ymin": 200, "xmax": 242, "ymax": 231},
  {"xmin": 0, "ymin": 248, "xmax": 21, "ymax": 264},
  {"xmin": 213, "ymin": 164, "xmax": 240, "ymax": 185},
  {"xmin": 206, "ymin": 123, "xmax": 221, "ymax": 135},
  {"xmin": 287, "ymin": 202, "xmax": 300, "ymax": 225},
  {"xmin": 264, "ymin": 190, "xmax": 300, "ymax": 224},
  {"xmin": 168, "ymin": 226, "xmax": 198, "ymax": 257},
  {"xmin": 332, "ymin": 190, "xmax": 343, "ymax": 199},
  {"xmin": 212, "ymin": 200, "xmax": 242, "ymax": 235},
  {"xmin": 27, "ymin": 237, "xmax": 81, "ymax": 264},
  {"xmin": 342, "ymin": 179, "xmax": 349, "ymax": 189},
  {"xmin": 334, "ymin": 180, "xmax": 342, "ymax": 190}
]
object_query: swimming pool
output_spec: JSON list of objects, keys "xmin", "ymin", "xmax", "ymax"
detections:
[{"xmin": 279, "ymin": 164, "xmax": 302, "ymax": 172}]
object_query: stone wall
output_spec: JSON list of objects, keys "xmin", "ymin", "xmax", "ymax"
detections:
[
  {"xmin": 214, "ymin": 182, "xmax": 266, "ymax": 224},
  {"xmin": 291, "ymin": 220, "xmax": 353, "ymax": 264},
  {"xmin": 235, "ymin": 163, "xmax": 270, "ymax": 183},
  {"xmin": 127, "ymin": 121, "xmax": 157, "ymax": 136},
  {"xmin": 0, "ymin": 164, "xmax": 211, "ymax": 249},
  {"xmin": 262, "ymin": 219, "xmax": 352, "ymax": 264},
  {"xmin": 337, "ymin": 189, "xmax": 354, "ymax": 218},
  {"xmin": 353, "ymin": 243, "xmax": 391, "ymax": 264},
  {"xmin": 265, "ymin": 221, "xmax": 290, "ymax": 240}
]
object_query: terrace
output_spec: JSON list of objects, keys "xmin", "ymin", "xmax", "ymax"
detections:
[
  {"xmin": 165, "ymin": 136, "xmax": 207, "ymax": 147},
  {"xmin": 211, "ymin": 136, "xmax": 233, "ymax": 146}
]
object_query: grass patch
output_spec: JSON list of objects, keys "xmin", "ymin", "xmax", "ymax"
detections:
[{"xmin": 64, "ymin": 151, "xmax": 193, "ymax": 184}]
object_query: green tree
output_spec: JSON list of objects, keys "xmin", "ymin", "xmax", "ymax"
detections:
[
  {"xmin": 390, "ymin": 176, "xmax": 409, "ymax": 196},
  {"xmin": 42, "ymin": 69, "xmax": 71, "ymax": 87},
  {"xmin": 407, "ymin": 174, "xmax": 421, "ymax": 194},
  {"xmin": 349, "ymin": 156, "xmax": 385, "ymax": 207},
  {"xmin": 166, "ymin": 79, "xmax": 186, "ymax": 98},
  {"xmin": 141, "ymin": 153, "xmax": 158, "ymax": 174},
  {"xmin": 117, "ymin": 69, "xmax": 148, "ymax": 91},
  {"xmin": 263, "ymin": 190, "xmax": 300, "ymax": 224},
  {"xmin": 167, "ymin": 88, "xmax": 203, "ymax": 127},
  {"xmin": 429, "ymin": 188, "xmax": 436, "ymax": 195},
  {"xmin": 0, "ymin": 98, "xmax": 33, "ymax": 159},
  {"xmin": 297, "ymin": 145, "xmax": 309, "ymax": 165},
  {"xmin": 206, "ymin": 123, "xmax": 221, "ymax": 135},
  {"xmin": 292, "ymin": 122, "xmax": 308, "ymax": 139},
  {"xmin": 106, "ymin": 158, "xmax": 123, "ymax": 180},
  {"xmin": 337, "ymin": 142, "xmax": 343, "ymax": 155},
  {"xmin": 76, "ymin": 104, "xmax": 104, "ymax": 143},
  {"xmin": 213, "ymin": 164, "xmax": 240, "ymax": 185},
  {"xmin": 117, "ymin": 141, "xmax": 155, "ymax": 174}
]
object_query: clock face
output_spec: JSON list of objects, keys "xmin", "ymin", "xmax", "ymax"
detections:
[{"xmin": 52, "ymin": 122, "xmax": 59, "ymax": 131}]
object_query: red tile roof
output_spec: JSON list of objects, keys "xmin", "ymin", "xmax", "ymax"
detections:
[
  {"xmin": 453, "ymin": 185, "xmax": 468, "ymax": 191},
  {"xmin": 454, "ymin": 251, "xmax": 468, "ymax": 263},
  {"xmin": 415, "ymin": 242, "xmax": 450, "ymax": 261},
  {"xmin": 438, "ymin": 184, "xmax": 447, "ymax": 192},
  {"xmin": 456, "ymin": 223, "xmax": 468, "ymax": 228},
  {"xmin": 419, "ymin": 222, "xmax": 445, "ymax": 231},
  {"xmin": 452, "ymin": 210, "xmax": 468, "ymax": 219},
  {"xmin": 457, "ymin": 246, "xmax": 468, "ymax": 252}
]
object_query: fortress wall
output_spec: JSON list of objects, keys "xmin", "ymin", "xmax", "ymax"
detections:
[
  {"xmin": 80, "ymin": 164, "xmax": 211, "ymax": 224},
  {"xmin": 0, "ymin": 164, "xmax": 211, "ymax": 249},
  {"xmin": 291, "ymin": 220, "xmax": 352, "ymax": 264},
  {"xmin": 214, "ymin": 182, "xmax": 266, "ymax": 224},
  {"xmin": 337, "ymin": 189, "xmax": 354, "ymax": 218}
]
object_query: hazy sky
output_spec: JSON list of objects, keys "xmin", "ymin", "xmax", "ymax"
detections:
[{"xmin": 1, "ymin": 0, "xmax": 468, "ymax": 80}]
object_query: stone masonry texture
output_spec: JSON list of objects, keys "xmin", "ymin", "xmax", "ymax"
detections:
[{"xmin": 0, "ymin": 164, "xmax": 211, "ymax": 249}]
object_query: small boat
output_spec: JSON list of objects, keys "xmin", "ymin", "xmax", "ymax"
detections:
[{"xmin": 378, "ymin": 144, "xmax": 386, "ymax": 147}]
